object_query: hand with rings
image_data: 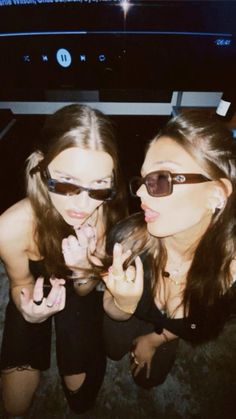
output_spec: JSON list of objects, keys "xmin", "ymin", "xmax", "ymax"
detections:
[
  {"xmin": 62, "ymin": 222, "xmax": 99, "ymax": 271},
  {"xmin": 130, "ymin": 351, "xmax": 140, "ymax": 365},
  {"xmin": 130, "ymin": 350, "xmax": 146, "ymax": 376},
  {"xmin": 20, "ymin": 276, "xmax": 66, "ymax": 323},
  {"xmin": 103, "ymin": 242, "xmax": 144, "ymax": 314},
  {"xmin": 130, "ymin": 334, "xmax": 157, "ymax": 379}
]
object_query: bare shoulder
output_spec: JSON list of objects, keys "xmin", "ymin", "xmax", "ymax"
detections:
[{"xmin": 0, "ymin": 198, "xmax": 34, "ymax": 249}]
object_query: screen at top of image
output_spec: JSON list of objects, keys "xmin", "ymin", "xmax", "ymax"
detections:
[{"xmin": 0, "ymin": 1, "xmax": 235, "ymax": 36}]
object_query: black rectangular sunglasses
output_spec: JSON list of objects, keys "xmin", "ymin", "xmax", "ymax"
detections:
[
  {"xmin": 42, "ymin": 168, "xmax": 116, "ymax": 201},
  {"xmin": 129, "ymin": 170, "xmax": 211, "ymax": 198}
]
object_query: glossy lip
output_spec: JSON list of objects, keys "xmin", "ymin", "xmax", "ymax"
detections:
[
  {"xmin": 66, "ymin": 209, "xmax": 89, "ymax": 219},
  {"xmin": 141, "ymin": 203, "xmax": 160, "ymax": 222}
]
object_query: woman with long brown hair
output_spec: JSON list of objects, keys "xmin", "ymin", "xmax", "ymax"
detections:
[
  {"xmin": 0, "ymin": 104, "xmax": 127, "ymax": 415},
  {"xmin": 103, "ymin": 110, "xmax": 236, "ymax": 388}
]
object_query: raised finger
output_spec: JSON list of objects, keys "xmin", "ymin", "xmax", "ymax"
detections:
[
  {"xmin": 66, "ymin": 235, "xmax": 79, "ymax": 248},
  {"xmin": 133, "ymin": 362, "xmax": 146, "ymax": 377},
  {"xmin": 46, "ymin": 278, "xmax": 65, "ymax": 308},
  {"xmin": 61, "ymin": 237, "xmax": 69, "ymax": 251},
  {"xmin": 133, "ymin": 256, "xmax": 144, "ymax": 291},
  {"xmin": 49, "ymin": 277, "xmax": 65, "ymax": 287},
  {"xmin": 84, "ymin": 225, "xmax": 96, "ymax": 240},
  {"xmin": 59, "ymin": 285, "xmax": 66, "ymax": 309},
  {"xmin": 112, "ymin": 243, "xmax": 124, "ymax": 276},
  {"xmin": 120, "ymin": 249, "xmax": 132, "ymax": 266},
  {"xmin": 54, "ymin": 285, "xmax": 66, "ymax": 308},
  {"xmin": 87, "ymin": 229, "xmax": 97, "ymax": 255},
  {"xmin": 112, "ymin": 243, "xmax": 131, "ymax": 275},
  {"xmin": 62, "ymin": 237, "xmax": 79, "ymax": 261},
  {"xmin": 74, "ymin": 227, "xmax": 89, "ymax": 248},
  {"xmin": 32, "ymin": 277, "xmax": 44, "ymax": 302}
]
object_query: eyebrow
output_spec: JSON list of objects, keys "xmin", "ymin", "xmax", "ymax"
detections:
[
  {"xmin": 53, "ymin": 169, "xmax": 112, "ymax": 182},
  {"xmin": 141, "ymin": 160, "xmax": 182, "ymax": 176}
]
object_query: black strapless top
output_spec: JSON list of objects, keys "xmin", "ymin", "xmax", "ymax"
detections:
[{"xmin": 134, "ymin": 260, "xmax": 236, "ymax": 344}]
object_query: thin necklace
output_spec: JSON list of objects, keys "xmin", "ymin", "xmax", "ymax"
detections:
[{"xmin": 162, "ymin": 270, "xmax": 185, "ymax": 286}]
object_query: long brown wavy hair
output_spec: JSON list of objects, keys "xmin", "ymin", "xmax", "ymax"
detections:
[
  {"xmin": 109, "ymin": 110, "xmax": 236, "ymax": 321},
  {"xmin": 26, "ymin": 104, "xmax": 127, "ymax": 278}
]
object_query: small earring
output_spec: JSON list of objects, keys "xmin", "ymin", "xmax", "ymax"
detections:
[{"xmin": 207, "ymin": 203, "xmax": 216, "ymax": 214}]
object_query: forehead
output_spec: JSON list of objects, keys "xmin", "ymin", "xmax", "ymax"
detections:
[
  {"xmin": 49, "ymin": 147, "xmax": 114, "ymax": 179},
  {"xmin": 143, "ymin": 136, "xmax": 203, "ymax": 173}
]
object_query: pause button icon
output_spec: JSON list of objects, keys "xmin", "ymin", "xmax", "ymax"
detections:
[{"xmin": 56, "ymin": 48, "xmax": 72, "ymax": 68}]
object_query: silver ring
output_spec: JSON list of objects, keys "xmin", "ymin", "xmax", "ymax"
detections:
[
  {"xmin": 33, "ymin": 298, "xmax": 43, "ymax": 306},
  {"xmin": 133, "ymin": 358, "xmax": 139, "ymax": 366},
  {"xmin": 46, "ymin": 302, "xmax": 53, "ymax": 308}
]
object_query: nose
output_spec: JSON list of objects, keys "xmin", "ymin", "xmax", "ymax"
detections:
[
  {"xmin": 71, "ymin": 190, "xmax": 90, "ymax": 208},
  {"xmin": 137, "ymin": 184, "xmax": 148, "ymax": 198}
]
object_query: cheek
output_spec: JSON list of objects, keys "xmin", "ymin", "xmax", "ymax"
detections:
[
  {"xmin": 86, "ymin": 199, "xmax": 103, "ymax": 214},
  {"xmin": 49, "ymin": 194, "xmax": 66, "ymax": 215},
  {"xmin": 147, "ymin": 186, "xmax": 209, "ymax": 237}
]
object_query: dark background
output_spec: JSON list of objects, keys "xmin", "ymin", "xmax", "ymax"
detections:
[{"xmin": 0, "ymin": 0, "xmax": 236, "ymax": 100}]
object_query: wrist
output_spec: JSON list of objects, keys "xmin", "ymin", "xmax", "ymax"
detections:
[
  {"xmin": 161, "ymin": 331, "xmax": 169, "ymax": 343},
  {"xmin": 148, "ymin": 331, "xmax": 170, "ymax": 347},
  {"xmin": 73, "ymin": 278, "xmax": 90, "ymax": 286},
  {"xmin": 113, "ymin": 298, "xmax": 137, "ymax": 314}
]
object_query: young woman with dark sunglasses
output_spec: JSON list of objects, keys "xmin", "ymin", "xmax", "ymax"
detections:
[
  {"xmin": 0, "ymin": 104, "xmax": 127, "ymax": 415},
  {"xmin": 103, "ymin": 110, "xmax": 236, "ymax": 389}
]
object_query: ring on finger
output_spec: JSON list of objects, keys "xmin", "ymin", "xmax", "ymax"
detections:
[
  {"xmin": 133, "ymin": 358, "xmax": 140, "ymax": 365},
  {"xmin": 33, "ymin": 298, "xmax": 43, "ymax": 306},
  {"xmin": 46, "ymin": 302, "xmax": 53, "ymax": 308},
  {"xmin": 125, "ymin": 275, "xmax": 135, "ymax": 283},
  {"xmin": 109, "ymin": 270, "xmax": 125, "ymax": 281}
]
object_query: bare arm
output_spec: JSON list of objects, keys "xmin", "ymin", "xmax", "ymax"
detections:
[
  {"xmin": 0, "ymin": 201, "xmax": 35, "ymax": 309},
  {"xmin": 0, "ymin": 200, "xmax": 66, "ymax": 322}
]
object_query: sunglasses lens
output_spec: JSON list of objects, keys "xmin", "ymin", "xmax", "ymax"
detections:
[
  {"xmin": 48, "ymin": 180, "xmax": 80, "ymax": 195},
  {"xmin": 89, "ymin": 189, "xmax": 114, "ymax": 201},
  {"xmin": 146, "ymin": 172, "xmax": 170, "ymax": 197}
]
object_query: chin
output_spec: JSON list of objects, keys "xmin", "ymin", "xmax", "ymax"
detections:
[
  {"xmin": 62, "ymin": 215, "xmax": 85, "ymax": 228},
  {"xmin": 147, "ymin": 222, "xmax": 169, "ymax": 238}
]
